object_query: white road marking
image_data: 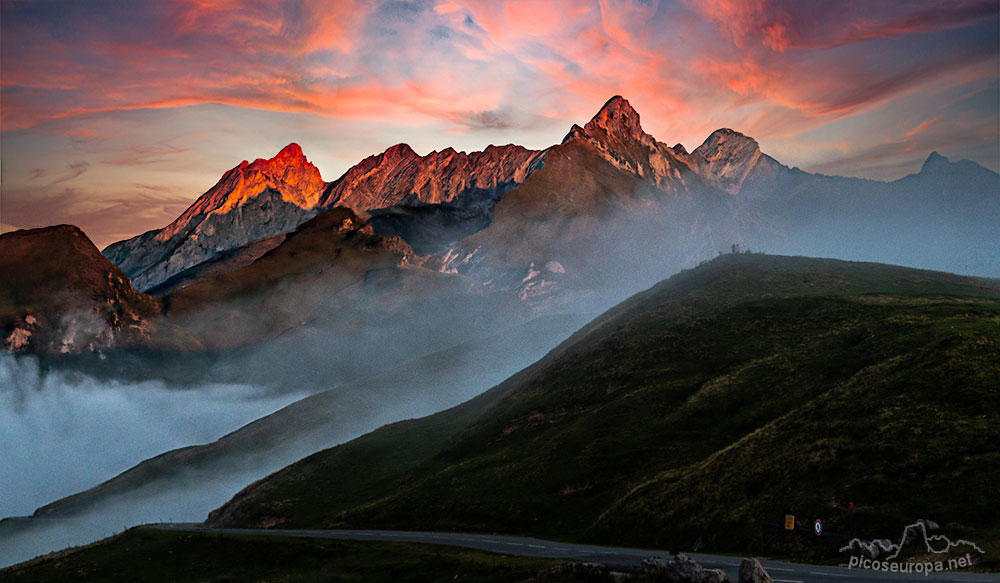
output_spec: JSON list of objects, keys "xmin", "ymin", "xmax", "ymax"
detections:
[
  {"xmin": 773, "ymin": 579, "xmax": 804, "ymax": 583},
  {"xmin": 809, "ymin": 572, "xmax": 853, "ymax": 578},
  {"xmin": 527, "ymin": 544, "xmax": 546, "ymax": 549}
]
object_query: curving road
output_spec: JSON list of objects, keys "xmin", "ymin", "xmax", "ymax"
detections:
[{"xmin": 151, "ymin": 524, "xmax": 998, "ymax": 583}]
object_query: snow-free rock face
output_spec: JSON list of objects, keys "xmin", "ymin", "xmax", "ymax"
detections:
[
  {"xmin": 581, "ymin": 94, "xmax": 647, "ymax": 143},
  {"xmin": 692, "ymin": 128, "xmax": 784, "ymax": 194},
  {"xmin": 562, "ymin": 95, "xmax": 700, "ymax": 192},
  {"xmin": 162, "ymin": 143, "xmax": 325, "ymax": 239},
  {"xmin": 105, "ymin": 141, "xmax": 546, "ymax": 291},
  {"xmin": 105, "ymin": 144, "xmax": 327, "ymax": 291},
  {"xmin": 1, "ymin": 225, "xmax": 160, "ymax": 353},
  {"xmin": 320, "ymin": 143, "xmax": 545, "ymax": 211}
]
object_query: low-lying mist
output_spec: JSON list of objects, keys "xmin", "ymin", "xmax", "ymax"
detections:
[
  {"xmin": 0, "ymin": 471, "xmax": 269, "ymax": 568},
  {"xmin": 0, "ymin": 310, "xmax": 588, "ymax": 568},
  {"xmin": 0, "ymin": 352, "xmax": 309, "ymax": 520}
]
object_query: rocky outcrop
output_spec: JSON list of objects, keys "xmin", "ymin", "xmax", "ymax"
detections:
[
  {"xmin": 1, "ymin": 225, "xmax": 160, "ymax": 353},
  {"xmin": 641, "ymin": 554, "xmax": 729, "ymax": 582},
  {"xmin": 691, "ymin": 128, "xmax": 784, "ymax": 195},
  {"xmin": 438, "ymin": 97, "xmax": 739, "ymax": 310},
  {"xmin": 562, "ymin": 95, "xmax": 701, "ymax": 193},
  {"xmin": 320, "ymin": 143, "xmax": 545, "ymax": 211},
  {"xmin": 105, "ymin": 144, "xmax": 327, "ymax": 291},
  {"xmin": 738, "ymin": 558, "xmax": 772, "ymax": 583}
]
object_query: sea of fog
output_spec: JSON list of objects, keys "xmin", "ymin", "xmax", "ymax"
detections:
[{"xmin": 0, "ymin": 352, "xmax": 309, "ymax": 520}]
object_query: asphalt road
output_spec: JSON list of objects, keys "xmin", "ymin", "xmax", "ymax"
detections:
[{"xmin": 151, "ymin": 524, "xmax": 998, "ymax": 583}]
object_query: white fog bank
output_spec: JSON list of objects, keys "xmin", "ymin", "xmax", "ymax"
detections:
[{"xmin": 0, "ymin": 352, "xmax": 308, "ymax": 519}]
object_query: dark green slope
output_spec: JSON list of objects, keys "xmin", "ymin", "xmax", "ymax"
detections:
[
  {"xmin": 0, "ymin": 528, "xmax": 563, "ymax": 583},
  {"xmin": 207, "ymin": 254, "xmax": 1000, "ymax": 558}
]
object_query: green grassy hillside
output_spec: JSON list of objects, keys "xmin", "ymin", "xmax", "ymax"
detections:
[{"xmin": 207, "ymin": 255, "xmax": 1000, "ymax": 560}]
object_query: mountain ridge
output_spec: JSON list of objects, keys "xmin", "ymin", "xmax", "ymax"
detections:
[
  {"xmin": 562, "ymin": 95, "xmax": 702, "ymax": 192},
  {"xmin": 1, "ymin": 225, "xmax": 160, "ymax": 353},
  {"xmin": 320, "ymin": 142, "xmax": 545, "ymax": 211},
  {"xmin": 103, "ymin": 141, "xmax": 549, "ymax": 291},
  {"xmin": 103, "ymin": 144, "xmax": 327, "ymax": 291},
  {"xmin": 96, "ymin": 96, "xmax": 999, "ymax": 302},
  {"xmin": 203, "ymin": 254, "xmax": 1000, "ymax": 559},
  {"xmin": 691, "ymin": 128, "xmax": 785, "ymax": 194}
]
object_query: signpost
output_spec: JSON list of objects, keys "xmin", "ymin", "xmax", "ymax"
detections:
[
  {"xmin": 784, "ymin": 515, "xmax": 795, "ymax": 530},
  {"xmin": 762, "ymin": 515, "xmax": 845, "ymax": 554}
]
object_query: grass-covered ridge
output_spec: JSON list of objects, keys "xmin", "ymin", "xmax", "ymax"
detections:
[{"xmin": 207, "ymin": 254, "xmax": 1000, "ymax": 560}]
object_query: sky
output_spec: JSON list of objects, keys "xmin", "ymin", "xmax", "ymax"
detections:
[{"xmin": 1, "ymin": 0, "xmax": 998, "ymax": 249}]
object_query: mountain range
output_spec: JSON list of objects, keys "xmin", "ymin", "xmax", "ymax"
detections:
[
  {"xmin": 97, "ymin": 95, "xmax": 998, "ymax": 305},
  {"xmin": 103, "ymin": 141, "xmax": 545, "ymax": 292},
  {"xmin": 2, "ymin": 95, "xmax": 995, "ymax": 382}
]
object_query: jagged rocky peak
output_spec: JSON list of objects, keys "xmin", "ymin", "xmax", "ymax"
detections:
[
  {"xmin": 321, "ymin": 141, "xmax": 545, "ymax": 211},
  {"xmin": 585, "ymin": 95, "xmax": 645, "ymax": 140},
  {"xmin": 233, "ymin": 142, "xmax": 315, "ymax": 179},
  {"xmin": 559, "ymin": 95, "xmax": 699, "ymax": 191},
  {"xmin": 383, "ymin": 142, "xmax": 419, "ymax": 162},
  {"xmin": 104, "ymin": 142, "xmax": 329, "ymax": 292},
  {"xmin": 273, "ymin": 141, "xmax": 306, "ymax": 160},
  {"xmin": 694, "ymin": 128, "xmax": 761, "ymax": 161},
  {"xmin": 563, "ymin": 95, "xmax": 650, "ymax": 145},
  {"xmin": 912, "ymin": 151, "xmax": 997, "ymax": 181},
  {"xmin": 161, "ymin": 142, "xmax": 325, "ymax": 240},
  {"xmin": 692, "ymin": 128, "xmax": 777, "ymax": 194},
  {"xmin": 231, "ymin": 142, "xmax": 325, "ymax": 208}
]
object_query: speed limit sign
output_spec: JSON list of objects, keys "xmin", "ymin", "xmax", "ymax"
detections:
[{"xmin": 813, "ymin": 519, "xmax": 823, "ymax": 536}]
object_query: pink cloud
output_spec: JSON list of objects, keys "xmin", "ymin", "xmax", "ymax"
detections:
[
  {"xmin": 903, "ymin": 118, "xmax": 942, "ymax": 138},
  {"xmin": 691, "ymin": 0, "xmax": 996, "ymax": 52},
  {"xmin": 4, "ymin": 0, "xmax": 994, "ymax": 141},
  {"xmin": 1, "ymin": 0, "xmax": 997, "ymax": 247}
]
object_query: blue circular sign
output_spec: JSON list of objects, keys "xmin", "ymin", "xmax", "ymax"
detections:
[{"xmin": 813, "ymin": 519, "xmax": 823, "ymax": 536}]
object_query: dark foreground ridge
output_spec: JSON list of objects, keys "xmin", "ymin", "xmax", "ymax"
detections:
[
  {"xmin": 4, "ymin": 523, "xmax": 996, "ymax": 583},
  {"xmin": 153, "ymin": 524, "xmax": 997, "ymax": 582},
  {"xmin": 206, "ymin": 254, "xmax": 1000, "ymax": 563}
]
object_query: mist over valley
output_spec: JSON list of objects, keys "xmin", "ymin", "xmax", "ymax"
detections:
[{"xmin": 2, "ymin": 4, "xmax": 998, "ymax": 576}]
